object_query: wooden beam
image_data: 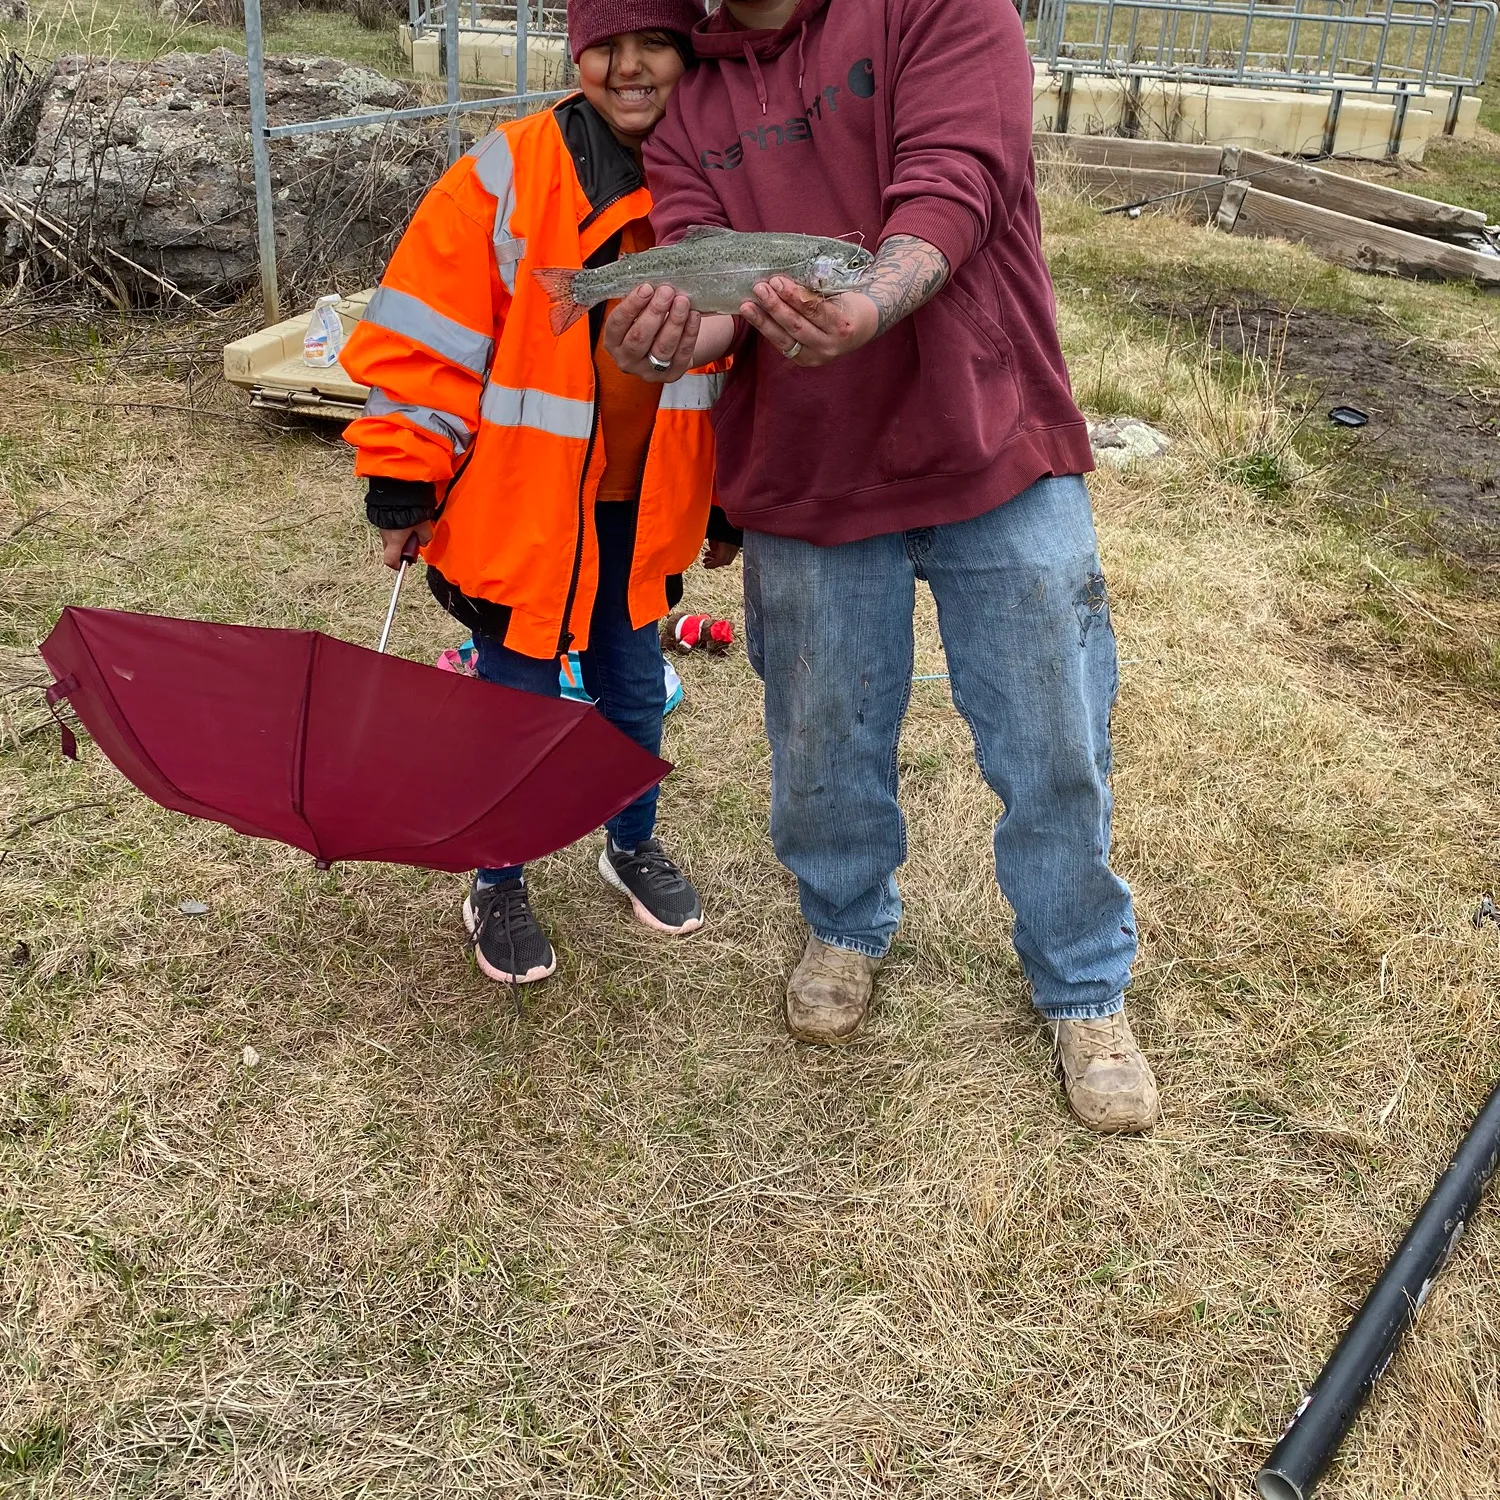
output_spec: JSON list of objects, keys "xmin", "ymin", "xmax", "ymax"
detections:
[
  {"xmin": 1032, "ymin": 132, "xmax": 1226, "ymax": 175},
  {"xmin": 1231, "ymin": 148, "xmax": 1486, "ymax": 239},
  {"xmin": 1041, "ymin": 161, "xmax": 1225, "ymax": 219},
  {"xmin": 1225, "ymin": 187, "xmax": 1500, "ymax": 286}
]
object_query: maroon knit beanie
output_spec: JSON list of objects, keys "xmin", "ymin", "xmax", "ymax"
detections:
[{"xmin": 567, "ymin": 0, "xmax": 705, "ymax": 61}]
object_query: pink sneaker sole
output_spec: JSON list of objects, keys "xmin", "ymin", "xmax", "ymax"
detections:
[
  {"xmin": 597, "ymin": 849, "xmax": 704, "ymax": 936},
  {"xmin": 461, "ymin": 896, "xmax": 556, "ymax": 984}
]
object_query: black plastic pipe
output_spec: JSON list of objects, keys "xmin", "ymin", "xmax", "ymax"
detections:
[{"xmin": 1256, "ymin": 1078, "xmax": 1500, "ymax": 1500}]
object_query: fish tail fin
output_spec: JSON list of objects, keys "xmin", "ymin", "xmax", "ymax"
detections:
[{"xmin": 531, "ymin": 266, "xmax": 586, "ymax": 335}]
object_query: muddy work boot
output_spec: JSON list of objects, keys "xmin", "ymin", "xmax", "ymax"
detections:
[
  {"xmin": 1053, "ymin": 1011, "xmax": 1160, "ymax": 1134},
  {"xmin": 785, "ymin": 934, "xmax": 881, "ymax": 1045}
]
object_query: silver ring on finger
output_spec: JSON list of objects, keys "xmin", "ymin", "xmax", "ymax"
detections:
[
  {"xmin": 784, "ymin": 341, "xmax": 803, "ymax": 361},
  {"xmin": 646, "ymin": 352, "xmax": 672, "ymax": 372}
]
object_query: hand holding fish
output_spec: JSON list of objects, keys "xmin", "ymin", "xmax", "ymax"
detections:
[
  {"xmin": 741, "ymin": 278, "xmax": 879, "ymax": 368},
  {"xmin": 744, "ymin": 235, "xmax": 953, "ymax": 365},
  {"xmin": 603, "ymin": 284, "xmax": 708, "ymax": 383}
]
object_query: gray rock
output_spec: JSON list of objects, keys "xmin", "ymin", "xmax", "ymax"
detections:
[
  {"xmin": 2, "ymin": 48, "xmax": 447, "ymax": 302},
  {"xmin": 1088, "ymin": 416, "xmax": 1173, "ymax": 467}
]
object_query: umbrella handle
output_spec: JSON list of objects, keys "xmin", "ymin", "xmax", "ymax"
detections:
[{"xmin": 377, "ymin": 534, "xmax": 422, "ymax": 655}]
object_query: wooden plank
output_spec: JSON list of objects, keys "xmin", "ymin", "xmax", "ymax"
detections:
[
  {"xmin": 1227, "ymin": 186, "xmax": 1500, "ymax": 286},
  {"xmin": 1233, "ymin": 148, "xmax": 1486, "ymax": 238},
  {"xmin": 1044, "ymin": 161, "xmax": 1225, "ymax": 219},
  {"xmin": 1032, "ymin": 132, "xmax": 1226, "ymax": 175},
  {"xmin": 1216, "ymin": 178, "xmax": 1250, "ymax": 232}
]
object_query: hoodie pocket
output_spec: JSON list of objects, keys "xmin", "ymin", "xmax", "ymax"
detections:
[{"xmin": 876, "ymin": 269, "xmax": 1023, "ymax": 484}]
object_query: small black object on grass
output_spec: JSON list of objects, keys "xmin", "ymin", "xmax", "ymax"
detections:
[
  {"xmin": 1328, "ymin": 406, "xmax": 1369, "ymax": 428},
  {"xmin": 1476, "ymin": 894, "xmax": 1500, "ymax": 930},
  {"xmin": 1256, "ymin": 1077, "xmax": 1500, "ymax": 1500}
]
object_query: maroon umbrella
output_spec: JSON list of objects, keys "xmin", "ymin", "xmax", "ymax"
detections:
[{"xmin": 38, "ymin": 604, "xmax": 670, "ymax": 873}]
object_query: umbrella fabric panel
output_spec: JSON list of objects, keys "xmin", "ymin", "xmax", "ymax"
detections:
[
  {"xmin": 298, "ymin": 635, "xmax": 670, "ymax": 870},
  {"xmin": 39, "ymin": 606, "xmax": 673, "ymax": 874},
  {"xmin": 40, "ymin": 607, "xmax": 323, "ymax": 853}
]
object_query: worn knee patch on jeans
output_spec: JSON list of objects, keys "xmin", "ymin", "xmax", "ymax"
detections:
[{"xmin": 1075, "ymin": 571, "xmax": 1112, "ymax": 647}]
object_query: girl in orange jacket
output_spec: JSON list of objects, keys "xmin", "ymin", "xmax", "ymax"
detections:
[{"xmin": 341, "ymin": 0, "xmax": 736, "ymax": 988}]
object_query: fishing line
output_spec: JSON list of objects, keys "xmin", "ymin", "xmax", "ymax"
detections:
[{"xmin": 1097, "ymin": 147, "xmax": 1371, "ymax": 218}]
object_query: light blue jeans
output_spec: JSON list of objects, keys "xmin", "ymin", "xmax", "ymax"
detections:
[{"xmin": 742, "ymin": 474, "xmax": 1134, "ymax": 1021}]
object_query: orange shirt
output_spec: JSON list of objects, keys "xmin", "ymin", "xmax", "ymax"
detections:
[{"xmin": 587, "ymin": 217, "xmax": 664, "ymax": 502}]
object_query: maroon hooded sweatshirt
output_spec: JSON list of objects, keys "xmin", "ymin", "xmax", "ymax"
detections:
[{"xmin": 644, "ymin": 0, "xmax": 1094, "ymax": 545}]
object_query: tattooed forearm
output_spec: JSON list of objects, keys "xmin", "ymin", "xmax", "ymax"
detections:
[{"xmin": 862, "ymin": 234, "xmax": 951, "ymax": 336}]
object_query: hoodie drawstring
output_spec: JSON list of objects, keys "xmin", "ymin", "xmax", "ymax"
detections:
[
  {"xmin": 796, "ymin": 21, "xmax": 807, "ymax": 93},
  {"xmin": 743, "ymin": 40, "xmax": 768, "ymax": 114}
]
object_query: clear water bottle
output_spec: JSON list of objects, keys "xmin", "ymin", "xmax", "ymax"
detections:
[{"xmin": 302, "ymin": 293, "xmax": 345, "ymax": 369}]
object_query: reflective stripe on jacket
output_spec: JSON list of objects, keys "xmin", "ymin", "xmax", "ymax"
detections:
[{"xmin": 341, "ymin": 97, "xmax": 725, "ymax": 660}]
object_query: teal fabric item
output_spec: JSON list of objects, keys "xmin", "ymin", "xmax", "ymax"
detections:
[{"xmin": 558, "ymin": 651, "xmax": 682, "ymax": 714}]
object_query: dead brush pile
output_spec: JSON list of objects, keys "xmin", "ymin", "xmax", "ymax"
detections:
[
  {"xmin": 0, "ymin": 43, "xmax": 446, "ymax": 308},
  {"xmin": 2, "ymin": 187, "xmax": 1500, "ymax": 1498}
]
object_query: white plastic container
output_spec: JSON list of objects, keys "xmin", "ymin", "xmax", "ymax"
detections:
[{"xmin": 302, "ymin": 293, "xmax": 345, "ymax": 369}]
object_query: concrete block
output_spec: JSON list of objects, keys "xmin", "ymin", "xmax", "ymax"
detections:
[
  {"xmin": 1207, "ymin": 86, "xmax": 1330, "ymax": 155},
  {"xmin": 462, "ymin": 33, "xmax": 571, "ymax": 90},
  {"xmin": 1136, "ymin": 80, "xmax": 1212, "ymax": 142},
  {"xmin": 1395, "ymin": 105, "xmax": 1436, "ymax": 163},
  {"xmin": 1032, "ymin": 70, "xmax": 1064, "ymax": 134},
  {"xmin": 1029, "ymin": 68, "xmax": 1463, "ymax": 161},
  {"xmin": 1069, "ymin": 75, "xmax": 1129, "ymax": 135},
  {"xmin": 397, "ymin": 22, "xmax": 568, "ymax": 88},
  {"xmin": 1451, "ymin": 92, "xmax": 1484, "ymax": 141},
  {"xmin": 401, "ymin": 25, "xmax": 441, "ymax": 77},
  {"xmin": 1330, "ymin": 96, "xmax": 1399, "ymax": 159}
]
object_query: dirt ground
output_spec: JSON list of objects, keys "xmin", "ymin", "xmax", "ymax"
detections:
[{"xmin": 1126, "ymin": 284, "xmax": 1500, "ymax": 569}]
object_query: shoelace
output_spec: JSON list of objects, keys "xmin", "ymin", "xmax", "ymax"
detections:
[
  {"xmin": 470, "ymin": 884, "xmax": 531, "ymax": 1017},
  {"xmin": 1055, "ymin": 1015, "xmax": 1131, "ymax": 1064},
  {"xmin": 614, "ymin": 842, "xmax": 687, "ymax": 895}
]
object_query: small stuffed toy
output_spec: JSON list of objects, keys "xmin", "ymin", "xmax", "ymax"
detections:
[{"xmin": 662, "ymin": 612, "xmax": 734, "ymax": 655}]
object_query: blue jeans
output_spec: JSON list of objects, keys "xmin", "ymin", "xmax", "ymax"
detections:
[
  {"xmin": 474, "ymin": 500, "xmax": 665, "ymax": 884},
  {"xmin": 742, "ymin": 474, "xmax": 1134, "ymax": 1021}
]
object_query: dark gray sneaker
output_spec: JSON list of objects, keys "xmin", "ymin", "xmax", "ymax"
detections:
[
  {"xmin": 598, "ymin": 837, "xmax": 704, "ymax": 935},
  {"xmin": 462, "ymin": 878, "xmax": 557, "ymax": 985}
]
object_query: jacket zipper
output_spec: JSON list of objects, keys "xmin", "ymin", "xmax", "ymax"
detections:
[
  {"xmin": 579, "ymin": 181, "xmax": 640, "ymax": 234},
  {"xmin": 557, "ymin": 389, "xmax": 600, "ymax": 654},
  {"xmin": 556, "ymin": 217, "xmax": 628, "ymax": 655},
  {"xmin": 438, "ymin": 443, "xmax": 476, "ymax": 521}
]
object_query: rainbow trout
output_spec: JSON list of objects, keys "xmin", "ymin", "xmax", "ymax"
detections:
[{"xmin": 533, "ymin": 227, "xmax": 874, "ymax": 335}]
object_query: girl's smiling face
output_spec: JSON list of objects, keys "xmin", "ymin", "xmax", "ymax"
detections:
[{"xmin": 578, "ymin": 31, "xmax": 687, "ymax": 151}]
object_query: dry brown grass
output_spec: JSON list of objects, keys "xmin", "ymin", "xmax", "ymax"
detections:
[{"xmin": 3, "ymin": 194, "xmax": 1500, "ymax": 1500}]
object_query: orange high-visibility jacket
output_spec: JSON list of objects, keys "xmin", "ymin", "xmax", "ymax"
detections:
[{"xmin": 341, "ymin": 97, "xmax": 726, "ymax": 660}]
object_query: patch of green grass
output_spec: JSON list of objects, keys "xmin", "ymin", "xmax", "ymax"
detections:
[
  {"xmin": 2, "ymin": 0, "xmax": 411, "ymax": 74},
  {"xmin": 1220, "ymin": 447, "xmax": 1298, "ymax": 500},
  {"xmin": 0, "ymin": 1418, "xmax": 68, "ymax": 1474},
  {"xmin": 1398, "ymin": 135, "xmax": 1500, "ymax": 226}
]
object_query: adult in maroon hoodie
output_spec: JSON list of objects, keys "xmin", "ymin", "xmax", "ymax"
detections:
[{"xmin": 604, "ymin": 0, "xmax": 1158, "ymax": 1133}]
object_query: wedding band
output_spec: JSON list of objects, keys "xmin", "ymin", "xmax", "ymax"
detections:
[
  {"xmin": 784, "ymin": 341, "xmax": 803, "ymax": 360},
  {"xmin": 646, "ymin": 353, "xmax": 672, "ymax": 372}
]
